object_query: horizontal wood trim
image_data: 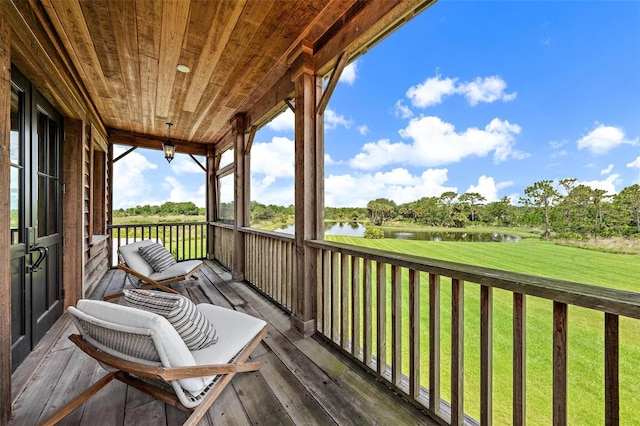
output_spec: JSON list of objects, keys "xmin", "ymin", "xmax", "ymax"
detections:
[
  {"xmin": 108, "ymin": 127, "xmax": 208, "ymax": 156},
  {"xmin": 305, "ymin": 240, "xmax": 640, "ymax": 319},
  {"xmin": 238, "ymin": 226, "xmax": 295, "ymax": 243}
]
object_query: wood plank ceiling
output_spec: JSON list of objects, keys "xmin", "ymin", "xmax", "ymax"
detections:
[{"xmin": 38, "ymin": 0, "xmax": 434, "ymax": 147}]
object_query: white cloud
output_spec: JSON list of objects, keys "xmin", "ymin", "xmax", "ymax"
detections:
[
  {"xmin": 113, "ymin": 147, "xmax": 159, "ymax": 209},
  {"xmin": 394, "ymin": 100, "xmax": 414, "ymax": 119},
  {"xmin": 171, "ymin": 155, "xmax": 205, "ymax": 175},
  {"xmin": 458, "ymin": 76, "xmax": 517, "ymax": 106},
  {"xmin": 549, "ymin": 140, "xmax": 567, "ymax": 150},
  {"xmin": 600, "ymin": 164, "xmax": 614, "ymax": 175},
  {"xmin": 266, "ymin": 108, "xmax": 295, "ymax": 132},
  {"xmin": 627, "ymin": 156, "xmax": 640, "ymax": 169},
  {"xmin": 325, "ymin": 168, "xmax": 457, "ymax": 207},
  {"xmin": 576, "ymin": 123, "xmax": 638, "ymax": 155},
  {"xmin": 251, "ymin": 136, "xmax": 294, "ymax": 178},
  {"xmin": 339, "ymin": 60, "xmax": 358, "ymax": 85},
  {"xmin": 465, "ymin": 175, "xmax": 513, "ymax": 203},
  {"xmin": 325, "ymin": 153, "xmax": 341, "ymax": 166},
  {"xmin": 404, "ymin": 73, "xmax": 516, "ymax": 108},
  {"xmin": 325, "ymin": 108, "xmax": 352, "ymax": 130},
  {"xmin": 358, "ymin": 125, "xmax": 369, "ymax": 135},
  {"xmin": 163, "ymin": 176, "xmax": 205, "ymax": 207},
  {"xmin": 250, "ymin": 175, "xmax": 294, "ymax": 206},
  {"xmin": 349, "ymin": 116, "xmax": 524, "ymax": 170},
  {"xmin": 579, "ymin": 174, "xmax": 621, "ymax": 195},
  {"xmin": 406, "ymin": 74, "xmax": 458, "ymax": 107}
]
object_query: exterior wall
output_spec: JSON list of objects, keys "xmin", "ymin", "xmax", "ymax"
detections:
[{"xmin": 1, "ymin": 3, "xmax": 111, "ymax": 421}]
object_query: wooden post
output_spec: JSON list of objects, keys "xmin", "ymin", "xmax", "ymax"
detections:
[
  {"xmin": 107, "ymin": 142, "xmax": 114, "ymax": 264},
  {"xmin": 62, "ymin": 119, "xmax": 86, "ymax": 306},
  {"xmin": 290, "ymin": 42, "xmax": 318, "ymax": 336},
  {"xmin": 553, "ymin": 301, "xmax": 568, "ymax": 426},
  {"xmin": 232, "ymin": 114, "xmax": 246, "ymax": 280},
  {"xmin": 513, "ymin": 293, "xmax": 526, "ymax": 426},
  {"xmin": 206, "ymin": 145, "xmax": 216, "ymax": 259},
  {"xmin": 0, "ymin": 10, "xmax": 11, "ymax": 424},
  {"xmin": 605, "ymin": 313, "xmax": 619, "ymax": 426}
]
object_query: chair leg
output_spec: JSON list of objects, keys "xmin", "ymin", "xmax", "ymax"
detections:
[{"xmin": 38, "ymin": 372, "xmax": 115, "ymax": 426}]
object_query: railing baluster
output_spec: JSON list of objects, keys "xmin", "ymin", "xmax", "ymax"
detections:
[
  {"xmin": 341, "ymin": 253, "xmax": 350, "ymax": 350},
  {"xmin": 513, "ymin": 292, "xmax": 526, "ymax": 426},
  {"xmin": 323, "ymin": 249, "xmax": 330, "ymax": 334},
  {"xmin": 363, "ymin": 258, "xmax": 373, "ymax": 368},
  {"xmin": 429, "ymin": 273, "xmax": 441, "ymax": 416},
  {"xmin": 391, "ymin": 265, "xmax": 402, "ymax": 387},
  {"xmin": 409, "ymin": 269, "xmax": 420, "ymax": 399},
  {"xmin": 316, "ymin": 249, "xmax": 324, "ymax": 335},
  {"xmin": 376, "ymin": 262, "xmax": 387, "ymax": 377},
  {"xmin": 351, "ymin": 255, "xmax": 361, "ymax": 360},
  {"xmin": 331, "ymin": 251, "xmax": 339, "ymax": 343},
  {"xmin": 451, "ymin": 278, "xmax": 464, "ymax": 425},
  {"xmin": 605, "ymin": 313, "xmax": 619, "ymax": 426},
  {"xmin": 481, "ymin": 285, "xmax": 493, "ymax": 426},
  {"xmin": 553, "ymin": 301, "xmax": 568, "ymax": 426}
]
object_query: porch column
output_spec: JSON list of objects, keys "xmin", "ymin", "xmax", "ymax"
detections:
[
  {"xmin": 62, "ymin": 119, "xmax": 86, "ymax": 306},
  {"xmin": 290, "ymin": 42, "xmax": 319, "ymax": 336},
  {"xmin": 232, "ymin": 114, "xmax": 247, "ymax": 280},
  {"xmin": 206, "ymin": 144, "xmax": 217, "ymax": 260},
  {"xmin": 0, "ymin": 10, "xmax": 11, "ymax": 424}
]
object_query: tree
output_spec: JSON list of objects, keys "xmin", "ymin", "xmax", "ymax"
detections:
[
  {"xmin": 484, "ymin": 196, "xmax": 512, "ymax": 226},
  {"xmin": 558, "ymin": 178, "xmax": 577, "ymax": 230},
  {"xmin": 615, "ymin": 184, "xmax": 640, "ymax": 233},
  {"xmin": 521, "ymin": 180, "xmax": 559, "ymax": 237},
  {"xmin": 458, "ymin": 192, "xmax": 486, "ymax": 223},
  {"xmin": 366, "ymin": 198, "xmax": 397, "ymax": 225},
  {"xmin": 438, "ymin": 191, "xmax": 458, "ymax": 227}
]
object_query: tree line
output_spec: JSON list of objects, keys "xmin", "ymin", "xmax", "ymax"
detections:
[
  {"xmin": 367, "ymin": 181, "xmax": 640, "ymax": 239},
  {"xmin": 120, "ymin": 181, "xmax": 640, "ymax": 241},
  {"xmin": 114, "ymin": 201, "xmax": 204, "ymax": 217}
]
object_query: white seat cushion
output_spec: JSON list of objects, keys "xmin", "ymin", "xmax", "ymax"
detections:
[
  {"xmin": 191, "ymin": 304, "xmax": 266, "ymax": 365},
  {"xmin": 73, "ymin": 299, "xmax": 207, "ymax": 393},
  {"xmin": 150, "ymin": 259, "xmax": 202, "ymax": 281},
  {"xmin": 118, "ymin": 240, "xmax": 155, "ymax": 277}
]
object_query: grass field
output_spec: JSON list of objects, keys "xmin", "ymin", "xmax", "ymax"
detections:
[{"xmin": 326, "ymin": 235, "xmax": 640, "ymax": 425}]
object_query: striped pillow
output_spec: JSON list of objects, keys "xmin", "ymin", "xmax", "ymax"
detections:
[
  {"xmin": 138, "ymin": 243, "xmax": 177, "ymax": 272},
  {"xmin": 123, "ymin": 289, "xmax": 218, "ymax": 351}
]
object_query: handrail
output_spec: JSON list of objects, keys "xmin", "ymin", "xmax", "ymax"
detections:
[{"xmin": 306, "ymin": 239, "xmax": 640, "ymax": 319}]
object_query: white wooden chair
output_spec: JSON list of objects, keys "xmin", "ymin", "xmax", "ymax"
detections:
[
  {"xmin": 39, "ymin": 299, "xmax": 267, "ymax": 426},
  {"xmin": 104, "ymin": 239, "xmax": 203, "ymax": 300}
]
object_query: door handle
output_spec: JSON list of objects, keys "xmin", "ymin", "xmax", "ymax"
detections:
[{"xmin": 28, "ymin": 246, "xmax": 48, "ymax": 272}]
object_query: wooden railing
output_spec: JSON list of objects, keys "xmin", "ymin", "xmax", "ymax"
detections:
[
  {"xmin": 241, "ymin": 227, "xmax": 296, "ymax": 312},
  {"xmin": 108, "ymin": 222, "xmax": 207, "ymax": 266},
  {"xmin": 212, "ymin": 222, "xmax": 234, "ymax": 269},
  {"xmin": 305, "ymin": 239, "xmax": 639, "ymax": 425},
  {"xmin": 213, "ymin": 226, "xmax": 639, "ymax": 424}
]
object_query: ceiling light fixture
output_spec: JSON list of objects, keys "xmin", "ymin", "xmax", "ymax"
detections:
[
  {"xmin": 162, "ymin": 122, "xmax": 176, "ymax": 163},
  {"xmin": 177, "ymin": 64, "xmax": 191, "ymax": 73}
]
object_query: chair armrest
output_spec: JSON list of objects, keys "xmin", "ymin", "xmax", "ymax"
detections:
[
  {"xmin": 159, "ymin": 362, "xmax": 262, "ymax": 380},
  {"xmin": 70, "ymin": 333, "xmax": 262, "ymax": 381},
  {"xmin": 117, "ymin": 263, "xmax": 158, "ymax": 285}
]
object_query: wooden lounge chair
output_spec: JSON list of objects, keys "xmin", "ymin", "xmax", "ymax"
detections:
[
  {"xmin": 104, "ymin": 239, "xmax": 203, "ymax": 300},
  {"xmin": 39, "ymin": 299, "xmax": 267, "ymax": 426}
]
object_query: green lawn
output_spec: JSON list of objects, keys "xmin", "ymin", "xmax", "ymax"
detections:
[{"xmin": 327, "ymin": 235, "xmax": 640, "ymax": 425}]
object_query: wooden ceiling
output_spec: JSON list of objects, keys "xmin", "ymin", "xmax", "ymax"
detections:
[{"xmin": 32, "ymin": 0, "xmax": 434, "ymax": 147}]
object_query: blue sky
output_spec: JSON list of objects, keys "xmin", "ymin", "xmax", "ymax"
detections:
[{"xmin": 114, "ymin": 1, "xmax": 640, "ymax": 210}]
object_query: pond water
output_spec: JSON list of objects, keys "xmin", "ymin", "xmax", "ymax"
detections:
[{"xmin": 274, "ymin": 222, "xmax": 521, "ymax": 242}]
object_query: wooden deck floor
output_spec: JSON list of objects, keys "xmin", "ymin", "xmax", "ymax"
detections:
[{"xmin": 10, "ymin": 260, "xmax": 437, "ymax": 426}]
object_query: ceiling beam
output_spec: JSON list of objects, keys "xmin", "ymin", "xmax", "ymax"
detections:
[{"xmin": 108, "ymin": 127, "xmax": 208, "ymax": 156}]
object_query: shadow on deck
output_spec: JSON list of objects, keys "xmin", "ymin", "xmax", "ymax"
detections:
[{"xmin": 10, "ymin": 260, "xmax": 437, "ymax": 425}]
